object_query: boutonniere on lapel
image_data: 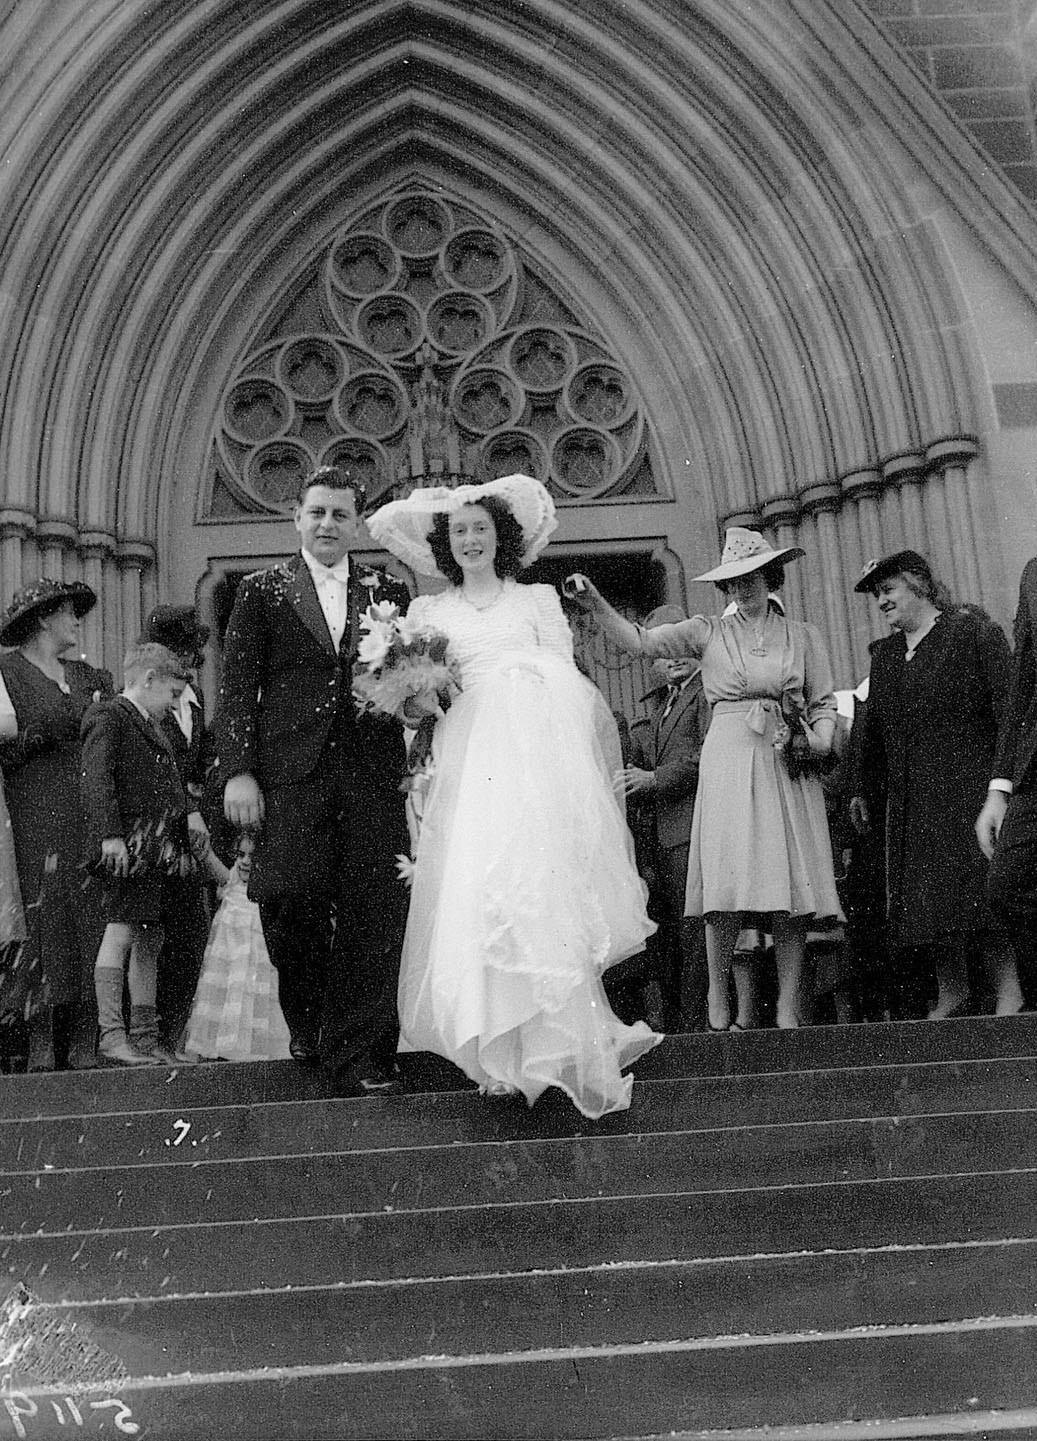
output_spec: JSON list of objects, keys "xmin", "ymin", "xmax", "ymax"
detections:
[{"xmin": 358, "ymin": 569, "xmax": 386, "ymax": 597}]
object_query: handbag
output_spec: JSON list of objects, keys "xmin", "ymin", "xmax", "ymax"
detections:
[{"xmin": 776, "ymin": 697, "xmax": 838, "ymax": 781}]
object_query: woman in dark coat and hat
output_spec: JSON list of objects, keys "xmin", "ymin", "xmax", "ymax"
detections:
[
  {"xmin": 850, "ymin": 550, "xmax": 1022, "ymax": 1018},
  {"xmin": 0, "ymin": 578, "xmax": 114, "ymax": 1068}
]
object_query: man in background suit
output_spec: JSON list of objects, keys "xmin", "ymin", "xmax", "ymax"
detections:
[
  {"xmin": 217, "ymin": 466, "xmax": 410, "ymax": 1092},
  {"xmin": 617, "ymin": 604, "xmax": 711, "ymax": 1030},
  {"xmin": 977, "ymin": 556, "xmax": 1037, "ymax": 1004}
]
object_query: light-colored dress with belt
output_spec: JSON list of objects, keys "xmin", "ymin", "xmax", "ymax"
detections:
[{"xmin": 639, "ymin": 605, "xmax": 843, "ymax": 922}]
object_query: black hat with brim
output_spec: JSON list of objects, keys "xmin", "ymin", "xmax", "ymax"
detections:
[
  {"xmin": 0, "ymin": 578, "xmax": 97, "ymax": 647},
  {"xmin": 145, "ymin": 604, "xmax": 210, "ymax": 653},
  {"xmin": 854, "ymin": 549, "xmax": 932, "ymax": 594}
]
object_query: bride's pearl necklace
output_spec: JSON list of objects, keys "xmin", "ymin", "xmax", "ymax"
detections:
[{"xmin": 461, "ymin": 583, "xmax": 505, "ymax": 612}]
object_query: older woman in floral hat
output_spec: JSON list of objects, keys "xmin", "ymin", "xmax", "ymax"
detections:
[
  {"xmin": 367, "ymin": 474, "xmax": 660, "ymax": 1118},
  {"xmin": 0, "ymin": 577, "xmax": 114, "ymax": 1069},
  {"xmin": 572, "ymin": 527, "xmax": 843, "ymax": 1033}
]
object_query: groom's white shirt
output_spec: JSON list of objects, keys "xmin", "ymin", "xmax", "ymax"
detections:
[{"xmin": 301, "ymin": 545, "xmax": 351, "ymax": 650}]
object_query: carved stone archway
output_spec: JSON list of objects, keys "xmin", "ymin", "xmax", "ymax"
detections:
[{"xmin": 3, "ymin": 1, "xmax": 1037, "ymax": 685}]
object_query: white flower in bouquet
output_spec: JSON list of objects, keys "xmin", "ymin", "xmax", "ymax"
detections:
[
  {"xmin": 367, "ymin": 599, "xmax": 398, "ymax": 624},
  {"xmin": 394, "ymin": 611, "xmax": 427, "ymax": 647},
  {"xmin": 353, "ymin": 601, "xmax": 461, "ymax": 720},
  {"xmin": 357, "ymin": 623, "xmax": 394, "ymax": 668}
]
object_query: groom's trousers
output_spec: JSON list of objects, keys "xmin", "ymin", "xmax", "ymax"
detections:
[{"xmin": 253, "ymin": 733, "xmax": 409, "ymax": 1077}]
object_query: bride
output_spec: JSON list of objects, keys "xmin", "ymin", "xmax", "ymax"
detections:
[{"xmin": 367, "ymin": 474, "xmax": 661, "ymax": 1118}]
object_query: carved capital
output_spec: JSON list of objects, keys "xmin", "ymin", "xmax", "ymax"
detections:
[
  {"xmin": 78, "ymin": 529, "xmax": 118, "ymax": 559},
  {"xmin": 115, "ymin": 538, "xmax": 156, "ymax": 570},
  {"xmin": 719, "ymin": 506, "xmax": 764, "ymax": 530},
  {"xmin": 35, "ymin": 516, "xmax": 79, "ymax": 548},
  {"xmin": 0, "ymin": 508, "xmax": 36, "ymax": 541},
  {"xmin": 924, "ymin": 436, "xmax": 979, "ymax": 473},
  {"xmin": 881, "ymin": 451, "xmax": 925, "ymax": 485},
  {"xmin": 838, "ymin": 467, "xmax": 883, "ymax": 501},
  {"xmin": 796, "ymin": 482, "xmax": 841, "ymax": 516},
  {"xmin": 760, "ymin": 494, "xmax": 803, "ymax": 528}
]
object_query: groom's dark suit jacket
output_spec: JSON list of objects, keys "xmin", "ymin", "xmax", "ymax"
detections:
[{"xmin": 215, "ymin": 551, "xmax": 410, "ymax": 896}]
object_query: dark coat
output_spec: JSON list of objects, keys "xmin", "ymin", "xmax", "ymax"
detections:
[
  {"xmin": 159, "ymin": 684, "xmax": 213, "ymax": 803},
  {"xmin": 993, "ymin": 557, "xmax": 1037, "ymax": 790},
  {"xmin": 80, "ymin": 696, "xmax": 189, "ymax": 873},
  {"xmin": 0, "ymin": 655, "xmax": 114, "ymax": 1005},
  {"xmin": 215, "ymin": 553, "xmax": 409, "ymax": 791},
  {"xmin": 855, "ymin": 609, "xmax": 1011, "ymax": 946},
  {"xmin": 629, "ymin": 674, "xmax": 711, "ymax": 851},
  {"xmin": 214, "ymin": 553, "xmax": 410, "ymax": 901}
]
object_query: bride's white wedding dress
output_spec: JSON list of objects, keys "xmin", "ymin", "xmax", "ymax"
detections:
[{"xmin": 397, "ymin": 579, "xmax": 660, "ymax": 1118}]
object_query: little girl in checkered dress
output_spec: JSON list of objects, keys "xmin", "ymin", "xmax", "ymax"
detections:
[{"xmin": 183, "ymin": 834, "xmax": 291, "ymax": 1061}]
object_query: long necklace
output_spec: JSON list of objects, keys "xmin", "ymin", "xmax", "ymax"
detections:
[{"xmin": 748, "ymin": 611, "xmax": 768, "ymax": 657}]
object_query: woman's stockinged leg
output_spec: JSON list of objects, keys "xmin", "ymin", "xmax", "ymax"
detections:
[
  {"xmin": 772, "ymin": 915, "xmax": 807, "ymax": 1029},
  {"xmin": 985, "ymin": 936, "xmax": 1024, "ymax": 1016},
  {"xmin": 928, "ymin": 941, "xmax": 970, "ymax": 1019},
  {"xmin": 705, "ymin": 914, "xmax": 742, "ymax": 1030},
  {"xmin": 732, "ymin": 958, "xmax": 762, "ymax": 1030}
]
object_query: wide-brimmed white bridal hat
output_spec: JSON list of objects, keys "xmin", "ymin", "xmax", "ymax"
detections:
[
  {"xmin": 692, "ymin": 526, "xmax": 804, "ymax": 584},
  {"xmin": 367, "ymin": 473, "xmax": 558, "ymax": 578}
]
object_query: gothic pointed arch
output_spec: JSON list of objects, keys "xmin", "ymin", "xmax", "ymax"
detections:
[{"xmin": 1, "ymin": 0, "xmax": 1036, "ymax": 679}]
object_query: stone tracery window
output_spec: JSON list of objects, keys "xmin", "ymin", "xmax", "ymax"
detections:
[{"xmin": 206, "ymin": 187, "xmax": 661, "ymax": 517}]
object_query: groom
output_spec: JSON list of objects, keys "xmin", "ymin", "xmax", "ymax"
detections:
[{"xmin": 217, "ymin": 466, "xmax": 410, "ymax": 1093}]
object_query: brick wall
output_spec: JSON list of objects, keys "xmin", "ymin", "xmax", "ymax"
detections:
[{"xmin": 861, "ymin": 0, "xmax": 1037, "ymax": 202}]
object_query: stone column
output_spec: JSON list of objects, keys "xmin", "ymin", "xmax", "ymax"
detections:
[
  {"xmin": 78, "ymin": 530, "xmax": 118, "ymax": 669},
  {"xmin": 0, "ymin": 509, "xmax": 35, "ymax": 604},
  {"xmin": 115, "ymin": 540, "xmax": 156, "ymax": 676}
]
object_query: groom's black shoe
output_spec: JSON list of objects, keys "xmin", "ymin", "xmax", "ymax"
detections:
[
  {"xmin": 331, "ymin": 1056, "xmax": 403, "ymax": 1097},
  {"xmin": 289, "ymin": 1035, "xmax": 320, "ymax": 1065},
  {"xmin": 357, "ymin": 1062, "xmax": 404, "ymax": 1096}
]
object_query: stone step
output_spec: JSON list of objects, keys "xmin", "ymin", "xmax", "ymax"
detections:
[
  {"xmin": 625, "ymin": 1418, "xmax": 1037, "ymax": 1441},
  {"xmin": 11, "ymin": 1238, "xmax": 1034, "ymax": 1376},
  {"xmin": 5, "ymin": 1019, "xmax": 1035, "ymax": 1439},
  {"xmin": 5, "ymin": 1319, "xmax": 1036, "ymax": 1440},
  {"xmin": 4, "ymin": 1106, "xmax": 1035, "ymax": 1237},
  {"xmin": 5, "ymin": 1169, "xmax": 1036, "ymax": 1302},
  {"xmin": 3, "ymin": 1056, "xmax": 1034, "ymax": 1172},
  {"xmin": 4, "ymin": 1014, "xmax": 1036, "ymax": 1119}
]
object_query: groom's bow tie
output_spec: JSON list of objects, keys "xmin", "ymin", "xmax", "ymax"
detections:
[{"xmin": 311, "ymin": 560, "xmax": 351, "ymax": 586}]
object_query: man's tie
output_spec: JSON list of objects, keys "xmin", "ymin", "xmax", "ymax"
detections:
[{"xmin": 661, "ymin": 684, "xmax": 681, "ymax": 720}]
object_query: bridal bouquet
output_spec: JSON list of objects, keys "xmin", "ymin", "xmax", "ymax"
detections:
[{"xmin": 352, "ymin": 600, "xmax": 461, "ymax": 721}]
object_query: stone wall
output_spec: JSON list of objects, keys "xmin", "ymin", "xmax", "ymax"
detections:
[{"xmin": 863, "ymin": 0, "xmax": 1037, "ymax": 201}]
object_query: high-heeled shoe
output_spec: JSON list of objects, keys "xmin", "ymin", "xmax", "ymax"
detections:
[{"xmin": 927, "ymin": 1000, "xmax": 969, "ymax": 1021}]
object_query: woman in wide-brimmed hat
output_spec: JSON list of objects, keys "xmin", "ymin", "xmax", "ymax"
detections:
[
  {"xmin": 0, "ymin": 577, "xmax": 114, "ymax": 1069},
  {"xmin": 571, "ymin": 526, "xmax": 843, "ymax": 1032},
  {"xmin": 366, "ymin": 474, "xmax": 660, "ymax": 1118}
]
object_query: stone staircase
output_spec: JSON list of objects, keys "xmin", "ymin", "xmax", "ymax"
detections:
[{"xmin": 2, "ymin": 1017, "xmax": 1037, "ymax": 1440}]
